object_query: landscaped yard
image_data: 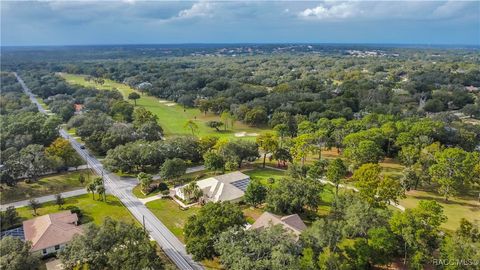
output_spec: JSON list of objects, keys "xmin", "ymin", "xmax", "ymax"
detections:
[
  {"xmin": 15, "ymin": 194, "xmax": 135, "ymax": 225},
  {"xmin": 0, "ymin": 170, "xmax": 93, "ymax": 204},
  {"xmin": 59, "ymin": 73, "xmax": 270, "ymax": 139},
  {"xmin": 146, "ymin": 198, "xmax": 200, "ymax": 242},
  {"xmin": 132, "ymin": 181, "xmax": 164, "ymax": 199},
  {"xmin": 400, "ymin": 190, "xmax": 480, "ymax": 232}
]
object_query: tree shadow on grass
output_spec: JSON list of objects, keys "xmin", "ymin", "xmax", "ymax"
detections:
[
  {"xmin": 80, "ymin": 214, "xmax": 94, "ymax": 224},
  {"xmin": 410, "ymin": 195, "xmax": 480, "ymax": 208},
  {"xmin": 104, "ymin": 200, "xmax": 123, "ymax": 207}
]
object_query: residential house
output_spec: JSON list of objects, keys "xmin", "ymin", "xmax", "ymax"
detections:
[
  {"xmin": 175, "ymin": 171, "xmax": 250, "ymax": 203},
  {"xmin": 250, "ymin": 212, "xmax": 307, "ymax": 238},
  {"xmin": 23, "ymin": 211, "xmax": 83, "ymax": 256}
]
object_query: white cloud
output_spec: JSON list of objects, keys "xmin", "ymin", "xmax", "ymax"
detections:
[
  {"xmin": 299, "ymin": 2, "xmax": 360, "ymax": 20},
  {"xmin": 298, "ymin": 1, "xmax": 475, "ymax": 21},
  {"xmin": 177, "ymin": 2, "xmax": 214, "ymax": 19},
  {"xmin": 432, "ymin": 1, "xmax": 470, "ymax": 18}
]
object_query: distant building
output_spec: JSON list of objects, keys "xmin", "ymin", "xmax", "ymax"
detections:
[
  {"xmin": 465, "ymin": 85, "xmax": 479, "ymax": 92},
  {"xmin": 23, "ymin": 211, "xmax": 83, "ymax": 256},
  {"xmin": 250, "ymin": 212, "xmax": 307, "ymax": 238},
  {"xmin": 175, "ymin": 171, "xmax": 250, "ymax": 203}
]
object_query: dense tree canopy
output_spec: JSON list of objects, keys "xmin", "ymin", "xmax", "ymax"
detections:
[
  {"xmin": 184, "ymin": 202, "xmax": 245, "ymax": 260},
  {"xmin": 59, "ymin": 218, "xmax": 163, "ymax": 270}
]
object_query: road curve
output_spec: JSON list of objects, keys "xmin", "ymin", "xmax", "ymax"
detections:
[{"xmin": 15, "ymin": 72, "xmax": 203, "ymax": 270}]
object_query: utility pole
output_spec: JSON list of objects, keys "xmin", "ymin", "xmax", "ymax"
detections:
[{"xmin": 143, "ymin": 215, "xmax": 146, "ymax": 233}]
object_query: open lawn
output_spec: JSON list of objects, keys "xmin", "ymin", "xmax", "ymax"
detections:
[
  {"xmin": 60, "ymin": 73, "xmax": 270, "ymax": 139},
  {"xmin": 15, "ymin": 194, "xmax": 135, "ymax": 225},
  {"xmin": 0, "ymin": 170, "xmax": 93, "ymax": 204},
  {"xmin": 243, "ymin": 167, "xmax": 286, "ymax": 188},
  {"xmin": 400, "ymin": 190, "xmax": 480, "ymax": 232},
  {"xmin": 146, "ymin": 198, "xmax": 200, "ymax": 243}
]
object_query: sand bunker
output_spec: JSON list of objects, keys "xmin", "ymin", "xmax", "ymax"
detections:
[
  {"xmin": 158, "ymin": 100, "xmax": 168, "ymax": 103},
  {"xmin": 234, "ymin": 132, "xmax": 259, "ymax": 137},
  {"xmin": 235, "ymin": 132, "xmax": 246, "ymax": 137},
  {"xmin": 165, "ymin": 103, "xmax": 176, "ymax": 106}
]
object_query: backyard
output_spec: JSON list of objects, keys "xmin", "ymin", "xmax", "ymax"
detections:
[
  {"xmin": 0, "ymin": 170, "xmax": 93, "ymax": 204},
  {"xmin": 59, "ymin": 73, "xmax": 269, "ymax": 139}
]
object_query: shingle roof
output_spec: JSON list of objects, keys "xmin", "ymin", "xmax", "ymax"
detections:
[
  {"xmin": 250, "ymin": 212, "xmax": 307, "ymax": 236},
  {"xmin": 23, "ymin": 211, "xmax": 83, "ymax": 251}
]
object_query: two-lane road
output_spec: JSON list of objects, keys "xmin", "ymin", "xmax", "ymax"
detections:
[{"xmin": 15, "ymin": 72, "xmax": 202, "ymax": 270}]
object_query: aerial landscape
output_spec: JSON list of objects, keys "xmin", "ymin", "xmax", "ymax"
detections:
[{"xmin": 0, "ymin": 1, "xmax": 479, "ymax": 270}]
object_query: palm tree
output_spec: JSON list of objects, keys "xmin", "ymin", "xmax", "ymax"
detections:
[
  {"xmin": 28, "ymin": 199, "xmax": 41, "ymax": 216},
  {"xmin": 182, "ymin": 184, "xmax": 194, "ymax": 201},
  {"xmin": 138, "ymin": 172, "xmax": 153, "ymax": 194},
  {"xmin": 96, "ymin": 185, "xmax": 106, "ymax": 202},
  {"xmin": 184, "ymin": 182, "xmax": 202, "ymax": 203},
  {"xmin": 87, "ymin": 182, "xmax": 96, "ymax": 200}
]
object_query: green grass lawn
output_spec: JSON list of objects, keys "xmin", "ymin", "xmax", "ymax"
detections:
[
  {"xmin": 16, "ymin": 194, "xmax": 135, "ymax": 225},
  {"xmin": 59, "ymin": 73, "xmax": 270, "ymax": 139},
  {"xmin": 132, "ymin": 182, "xmax": 164, "ymax": 199},
  {"xmin": 400, "ymin": 190, "xmax": 480, "ymax": 232},
  {"xmin": 243, "ymin": 167, "xmax": 286, "ymax": 188},
  {"xmin": 0, "ymin": 170, "xmax": 93, "ymax": 204},
  {"xmin": 146, "ymin": 198, "xmax": 200, "ymax": 243}
]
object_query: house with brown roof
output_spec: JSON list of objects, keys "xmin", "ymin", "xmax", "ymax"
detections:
[
  {"xmin": 23, "ymin": 211, "xmax": 83, "ymax": 256},
  {"xmin": 250, "ymin": 212, "xmax": 307, "ymax": 238}
]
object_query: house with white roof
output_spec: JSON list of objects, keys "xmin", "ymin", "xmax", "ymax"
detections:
[{"xmin": 174, "ymin": 171, "xmax": 250, "ymax": 203}]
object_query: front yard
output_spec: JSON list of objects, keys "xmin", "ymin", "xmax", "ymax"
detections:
[
  {"xmin": 0, "ymin": 170, "xmax": 93, "ymax": 204},
  {"xmin": 145, "ymin": 198, "xmax": 201, "ymax": 243}
]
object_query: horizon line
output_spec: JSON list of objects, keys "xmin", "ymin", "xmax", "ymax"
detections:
[{"xmin": 1, "ymin": 42, "xmax": 479, "ymax": 49}]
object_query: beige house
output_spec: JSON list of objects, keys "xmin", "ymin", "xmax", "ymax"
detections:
[
  {"xmin": 250, "ymin": 212, "xmax": 307, "ymax": 237},
  {"xmin": 23, "ymin": 211, "xmax": 83, "ymax": 256},
  {"xmin": 175, "ymin": 171, "xmax": 250, "ymax": 203}
]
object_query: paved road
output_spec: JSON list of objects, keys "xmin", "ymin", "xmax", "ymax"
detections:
[
  {"xmin": 15, "ymin": 72, "xmax": 202, "ymax": 270},
  {"xmin": 0, "ymin": 188, "xmax": 88, "ymax": 211}
]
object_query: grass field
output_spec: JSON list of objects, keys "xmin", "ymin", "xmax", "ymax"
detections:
[
  {"xmin": 59, "ymin": 73, "xmax": 269, "ymax": 139},
  {"xmin": 243, "ymin": 167, "xmax": 286, "ymax": 188},
  {"xmin": 146, "ymin": 198, "xmax": 200, "ymax": 243},
  {"xmin": 400, "ymin": 190, "xmax": 480, "ymax": 231},
  {"xmin": 16, "ymin": 194, "xmax": 135, "ymax": 225},
  {"xmin": 0, "ymin": 170, "xmax": 93, "ymax": 204}
]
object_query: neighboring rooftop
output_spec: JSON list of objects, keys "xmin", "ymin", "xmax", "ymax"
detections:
[
  {"xmin": 250, "ymin": 212, "xmax": 307, "ymax": 237},
  {"xmin": 23, "ymin": 211, "xmax": 83, "ymax": 252}
]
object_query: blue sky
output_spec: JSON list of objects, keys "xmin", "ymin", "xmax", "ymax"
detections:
[{"xmin": 1, "ymin": 1, "xmax": 479, "ymax": 46}]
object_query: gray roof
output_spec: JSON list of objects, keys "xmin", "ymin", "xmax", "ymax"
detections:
[{"xmin": 212, "ymin": 171, "xmax": 250, "ymax": 184}]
